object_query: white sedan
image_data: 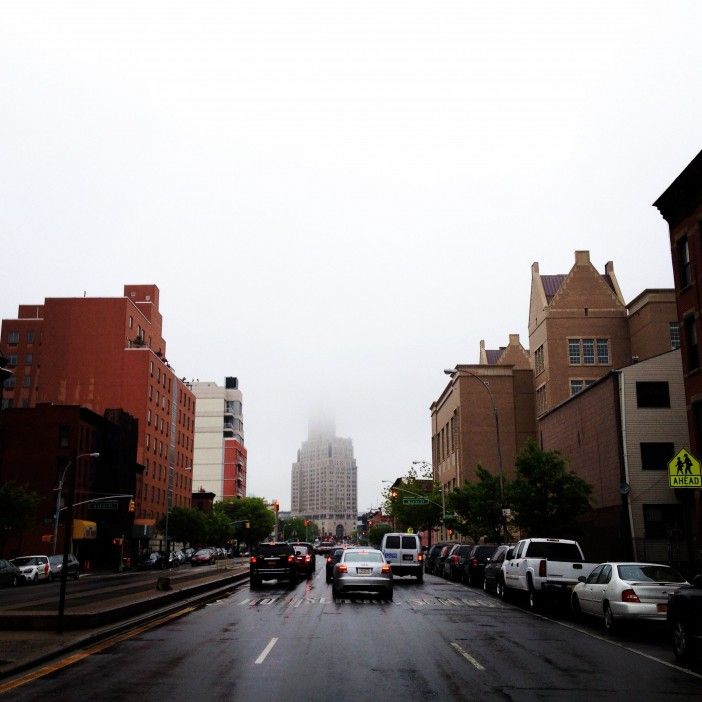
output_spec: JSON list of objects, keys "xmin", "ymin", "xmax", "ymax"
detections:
[{"xmin": 571, "ymin": 561, "xmax": 688, "ymax": 631}]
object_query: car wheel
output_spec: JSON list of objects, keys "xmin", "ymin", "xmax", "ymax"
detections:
[
  {"xmin": 250, "ymin": 575, "xmax": 260, "ymax": 589},
  {"xmin": 672, "ymin": 617, "xmax": 694, "ymax": 661},
  {"xmin": 416, "ymin": 571, "xmax": 423, "ymax": 584},
  {"xmin": 467, "ymin": 571, "xmax": 475, "ymax": 588},
  {"xmin": 497, "ymin": 578, "xmax": 507, "ymax": 600},
  {"xmin": 11, "ymin": 575, "xmax": 18, "ymax": 587},
  {"xmin": 603, "ymin": 603, "xmax": 615, "ymax": 632},
  {"xmin": 571, "ymin": 593, "xmax": 582, "ymax": 618},
  {"xmin": 483, "ymin": 576, "xmax": 492, "ymax": 594},
  {"xmin": 332, "ymin": 585, "xmax": 339, "ymax": 600},
  {"xmin": 527, "ymin": 576, "xmax": 540, "ymax": 611},
  {"xmin": 73, "ymin": 571, "xmax": 80, "ymax": 581},
  {"xmin": 32, "ymin": 573, "xmax": 38, "ymax": 584},
  {"xmin": 386, "ymin": 589, "xmax": 394, "ymax": 601}
]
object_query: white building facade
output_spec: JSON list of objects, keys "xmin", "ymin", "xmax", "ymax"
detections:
[
  {"xmin": 190, "ymin": 377, "xmax": 246, "ymax": 501},
  {"xmin": 291, "ymin": 419, "xmax": 358, "ymax": 539}
]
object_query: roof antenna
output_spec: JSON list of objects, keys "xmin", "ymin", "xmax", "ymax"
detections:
[{"xmin": 83, "ymin": 290, "xmax": 86, "ymax": 297}]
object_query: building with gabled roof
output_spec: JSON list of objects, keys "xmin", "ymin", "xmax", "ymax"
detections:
[{"xmin": 529, "ymin": 251, "xmax": 632, "ymax": 416}]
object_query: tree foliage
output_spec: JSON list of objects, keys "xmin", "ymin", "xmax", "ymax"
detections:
[
  {"xmin": 368, "ymin": 522, "xmax": 393, "ymax": 546},
  {"xmin": 156, "ymin": 506, "xmax": 208, "ymax": 546},
  {"xmin": 384, "ymin": 467, "xmax": 443, "ymax": 533},
  {"xmin": 280, "ymin": 516, "xmax": 319, "ymax": 541},
  {"xmin": 509, "ymin": 439, "xmax": 593, "ymax": 538},
  {"xmin": 0, "ymin": 481, "xmax": 41, "ymax": 554},
  {"xmin": 447, "ymin": 466, "xmax": 504, "ymax": 543},
  {"xmin": 214, "ymin": 497, "xmax": 276, "ymax": 546}
]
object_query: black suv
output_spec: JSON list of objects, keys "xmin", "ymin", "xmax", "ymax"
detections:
[
  {"xmin": 289, "ymin": 542, "xmax": 315, "ymax": 577},
  {"xmin": 463, "ymin": 544, "xmax": 499, "ymax": 587},
  {"xmin": 250, "ymin": 542, "xmax": 297, "ymax": 588}
]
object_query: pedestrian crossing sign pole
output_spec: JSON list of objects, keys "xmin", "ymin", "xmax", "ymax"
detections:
[{"xmin": 668, "ymin": 449, "xmax": 702, "ymax": 488}]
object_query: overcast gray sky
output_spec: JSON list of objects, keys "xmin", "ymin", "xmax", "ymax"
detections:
[{"xmin": 2, "ymin": 2, "xmax": 700, "ymax": 511}]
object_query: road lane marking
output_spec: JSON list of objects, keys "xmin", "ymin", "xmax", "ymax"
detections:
[
  {"xmin": 451, "ymin": 642, "xmax": 485, "ymax": 671},
  {"xmin": 0, "ymin": 607, "xmax": 196, "ymax": 695},
  {"xmin": 255, "ymin": 637, "xmax": 278, "ymax": 664}
]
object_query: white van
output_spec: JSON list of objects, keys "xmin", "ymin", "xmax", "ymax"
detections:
[{"xmin": 380, "ymin": 532, "xmax": 423, "ymax": 582}]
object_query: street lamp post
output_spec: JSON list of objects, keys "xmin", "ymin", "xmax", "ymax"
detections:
[
  {"xmin": 445, "ymin": 368, "xmax": 507, "ymax": 542},
  {"xmin": 57, "ymin": 452, "xmax": 99, "ymax": 633}
]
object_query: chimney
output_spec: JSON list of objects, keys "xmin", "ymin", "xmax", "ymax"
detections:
[{"xmin": 575, "ymin": 250, "xmax": 590, "ymax": 265}]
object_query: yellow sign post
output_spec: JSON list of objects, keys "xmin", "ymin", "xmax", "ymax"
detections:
[{"xmin": 668, "ymin": 449, "xmax": 702, "ymax": 488}]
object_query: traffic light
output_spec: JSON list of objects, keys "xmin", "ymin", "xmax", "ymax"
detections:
[
  {"xmin": 390, "ymin": 489, "xmax": 398, "ymax": 499},
  {"xmin": 128, "ymin": 499, "xmax": 135, "ymax": 512}
]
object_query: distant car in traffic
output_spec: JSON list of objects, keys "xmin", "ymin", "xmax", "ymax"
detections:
[
  {"xmin": 332, "ymin": 548, "xmax": 393, "ymax": 600},
  {"xmin": 289, "ymin": 542, "xmax": 315, "ymax": 576},
  {"xmin": 48, "ymin": 554, "xmax": 80, "ymax": 581},
  {"xmin": 668, "ymin": 573, "xmax": 702, "ymax": 661},
  {"xmin": 249, "ymin": 542, "xmax": 297, "ymax": 588},
  {"xmin": 316, "ymin": 541, "xmax": 336, "ymax": 556},
  {"xmin": 571, "ymin": 562, "xmax": 688, "ymax": 631},
  {"xmin": 326, "ymin": 548, "xmax": 345, "ymax": 582},
  {"xmin": 11, "ymin": 555, "xmax": 51, "ymax": 584}
]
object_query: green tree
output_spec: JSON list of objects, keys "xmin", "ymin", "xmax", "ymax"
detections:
[
  {"xmin": 384, "ymin": 468, "xmax": 443, "ymax": 534},
  {"xmin": 368, "ymin": 522, "xmax": 393, "ymax": 546},
  {"xmin": 0, "ymin": 481, "xmax": 41, "ymax": 554},
  {"xmin": 447, "ymin": 466, "xmax": 504, "ymax": 543},
  {"xmin": 280, "ymin": 516, "xmax": 319, "ymax": 541},
  {"xmin": 214, "ymin": 497, "xmax": 276, "ymax": 548},
  {"xmin": 156, "ymin": 506, "xmax": 208, "ymax": 547},
  {"xmin": 205, "ymin": 509, "xmax": 233, "ymax": 546},
  {"xmin": 509, "ymin": 440, "xmax": 593, "ymax": 537}
]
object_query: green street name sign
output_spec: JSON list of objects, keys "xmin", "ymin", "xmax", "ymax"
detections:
[
  {"xmin": 89, "ymin": 501, "xmax": 119, "ymax": 510},
  {"xmin": 402, "ymin": 498, "xmax": 429, "ymax": 505}
]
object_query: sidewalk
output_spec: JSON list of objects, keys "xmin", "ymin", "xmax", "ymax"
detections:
[{"xmin": 0, "ymin": 560, "xmax": 248, "ymax": 680}]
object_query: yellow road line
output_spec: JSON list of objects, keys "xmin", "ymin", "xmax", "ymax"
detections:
[{"xmin": 0, "ymin": 606, "xmax": 196, "ymax": 695}]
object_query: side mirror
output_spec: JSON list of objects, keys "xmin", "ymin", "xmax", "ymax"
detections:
[
  {"xmin": 693, "ymin": 574, "xmax": 702, "ymax": 588},
  {"xmin": 578, "ymin": 575, "xmax": 586, "ymax": 583}
]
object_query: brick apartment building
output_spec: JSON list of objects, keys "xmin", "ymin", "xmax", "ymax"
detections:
[
  {"xmin": 431, "ymin": 333, "xmax": 536, "ymax": 496},
  {"xmin": 1, "ymin": 284, "xmax": 195, "ymax": 541},
  {"xmin": 0, "ymin": 403, "xmax": 140, "ymax": 566}
]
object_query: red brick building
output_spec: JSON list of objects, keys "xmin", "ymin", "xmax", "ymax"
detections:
[{"xmin": 1, "ymin": 284, "xmax": 195, "ymax": 534}]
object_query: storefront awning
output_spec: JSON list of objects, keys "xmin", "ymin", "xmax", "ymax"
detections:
[{"xmin": 73, "ymin": 520, "xmax": 97, "ymax": 540}]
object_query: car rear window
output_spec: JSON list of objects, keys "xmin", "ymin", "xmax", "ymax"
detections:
[
  {"xmin": 256, "ymin": 544, "xmax": 292, "ymax": 556},
  {"xmin": 457, "ymin": 545, "xmax": 472, "ymax": 556},
  {"xmin": 290, "ymin": 544, "xmax": 310, "ymax": 553},
  {"xmin": 473, "ymin": 546, "xmax": 498, "ymax": 559},
  {"xmin": 13, "ymin": 557, "xmax": 45, "ymax": 566},
  {"xmin": 617, "ymin": 564, "xmax": 686, "ymax": 583},
  {"xmin": 345, "ymin": 551, "xmax": 383, "ymax": 563},
  {"xmin": 524, "ymin": 542, "xmax": 583, "ymax": 562},
  {"xmin": 401, "ymin": 536, "xmax": 418, "ymax": 549},
  {"xmin": 385, "ymin": 536, "xmax": 401, "ymax": 548}
]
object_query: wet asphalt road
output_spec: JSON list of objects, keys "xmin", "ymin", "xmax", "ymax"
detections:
[{"xmin": 4, "ymin": 558, "xmax": 702, "ymax": 701}]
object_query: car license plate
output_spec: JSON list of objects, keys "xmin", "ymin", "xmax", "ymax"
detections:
[
  {"xmin": 357, "ymin": 568, "xmax": 372, "ymax": 575},
  {"xmin": 657, "ymin": 603, "xmax": 667, "ymax": 613},
  {"xmin": 403, "ymin": 554, "xmax": 413, "ymax": 561},
  {"xmin": 266, "ymin": 559, "xmax": 278, "ymax": 565}
]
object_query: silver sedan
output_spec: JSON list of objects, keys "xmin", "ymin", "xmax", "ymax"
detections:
[
  {"xmin": 332, "ymin": 548, "xmax": 393, "ymax": 600},
  {"xmin": 571, "ymin": 561, "xmax": 688, "ymax": 631}
]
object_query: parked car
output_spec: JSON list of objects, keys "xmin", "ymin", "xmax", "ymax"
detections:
[
  {"xmin": 183, "ymin": 547, "xmax": 195, "ymax": 562},
  {"xmin": 668, "ymin": 573, "xmax": 702, "ymax": 661},
  {"xmin": 0, "ymin": 558, "xmax": 21, "ymax": 587},
  {"xmin": 464, "ymin": 544, "xmax": 499, "ymax": 587},
  {"xmin": 332, "ymin": 548, "xmax": 393, "ymax": 600},
  {"xmin": 191, "ymin": 548, "xmax": 216, "ymax": 566},
  {"xmin": 435, "ymin": 544, "xmax": 456, "ymax": 579},
  {"xmin": 249, "ymin": 542, "xmax": 297, "ymax": 588},
  {"xmin": 11, "ymin": 555, "xmax": 51, "ymax": 584},
  {"xmin": 443, "ymin": 544, "xmax": 471, "ymax": 581},
  {"xmin": 326, "ymin": 548, "xmax": 345, "ymax": 582},
  {"xmin": 289, "ymin": 542, "xmax": 315, "ymax": 576},
  {"xmin": 138, "ymin": 552, "xmax": 166, "ymax": 570},
  {"xmin": 425, "ymin": 542, "xmax": 453, "ymax": 574},
  {"xmin": 571, "ymin": 562, "xmax": 688, "ymax": 631},
  {"xmin": 48, "ymin": 554, "xmax": 80, "ymax": 581},
  {"xmin": 483, "ymin": 544, "xmax": 514, "ymax": 595},
  {"xmin": 380, "ymin": 532, "xmax": 423, "ymax": 582}
]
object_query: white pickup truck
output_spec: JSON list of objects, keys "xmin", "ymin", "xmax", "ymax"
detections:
[{"xmin": 502, "ymin": 538, "xmax": 598, "ymax": 609}]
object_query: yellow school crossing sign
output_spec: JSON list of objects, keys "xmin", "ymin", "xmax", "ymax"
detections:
[{"xmin": 668, "ymin": 449, "xmax": 702, "ymax": 488}]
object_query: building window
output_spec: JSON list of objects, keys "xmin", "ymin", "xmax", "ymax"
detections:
[
  {"xmin": 26, "ymin": 330, "xmax": 35, "ymax": 343},
  {"xmin": 22, "ymin": 376, "xmax": 31, "ymax": 387},
  {"xmin": 534, "ymin": 345, "xmax": 544, "ymax": 375},
  {"xmin": 640, "ymin": 442, "xmax": 675, "ymax": 470},
  {"xmin": 147, "ymin": 409, "xmax": 151, "ymax": 425},
  {"xmin": 6, "ymin": 355, "xmax": 17, "ymax": 367},
  {"xmin": 536, "ymin": 384, "xmax": 547, "ymax": 415},
  {"xmin": 670, "ymin": 322, "xmax": 681, "ymax": 350},
  {"xmin": 636, "ymin": 381, "xmax": 671, "ymax": 408},
  {"xmin": 684, "ymin": 313, "xmax": 699, "ymax": 371},
  {"xmin": 643, "ymin": 504, "xmax": 683, "ymax": 539},
  {"xmin": 3, "ymin": 376, "xmax": 16, "ymax": 389},
  {"xmin": 129, "ymin": 316, "xmax": 133, "ymax": 329},
  {"xmin": 582, "ymin": 338, "xmax": 595, "ymax": 365},
  {"xmin": 568, "ymin": 339, "xmax": 580, "ymax": 365},
  {"xmin": 7, "ymin": 331, "xmax": 19, "ymax": 346},
  {"xmin": 677, "ymin": 235, "xmax": 692, "ymax": 288},
  {"xmin": 25, "ymin": 354, "xmax": 32, "ymax": 365},
  {"xmin": 596, "ymin": 339, "xmax": 609, "ymax": 364},
  {"xmin": 569, "ymin": 379, "xmax": 584, "ymax": 396}
]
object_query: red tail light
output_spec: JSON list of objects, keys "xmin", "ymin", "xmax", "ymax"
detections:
[
  {"xmin": 337, "ymin": 564, "xmax": 348, "ymax": 573},
  {"xmin": 287, "ymin": 555, "xmax": 295, "ymax": 563},
  {"xmin": 451, "ymin": 555, "xmax": 459, "ymax": 564},
  {"xmin": 471, "ymin": 558, "xmax": 478, "ymax": 567},
  {"xmin": 326, "ymin": 556, "xmax": 332, "ymax": 563},
  {"xmin": 621, "ymin": 589, "xmax": 640, "ymax": 603},
  {"xmin": 417, "ymin": 553, "xmax": 424, "ymax": 562},
  {"xmin": 250, "ymin": 556, "xmax": 257, "ymax": 563},
  {"xmin": 381, "ymin": 564, "xmax": 391, "ymax": 573},
  {"xmin": 44, "ymin": 564, "xmax": 49, "ymax": 574},
  {"xmin": 539, "ymin": 560, "xmax": 547, "ymax": 578},
  {"xmin": 304, "ymin": 555, "xmax": 311, "ymax": 562}
]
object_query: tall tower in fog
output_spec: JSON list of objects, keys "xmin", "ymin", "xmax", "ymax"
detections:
[{"xmin": 290, "ymin": 419, "xmax": 358, "ymax": 539}]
